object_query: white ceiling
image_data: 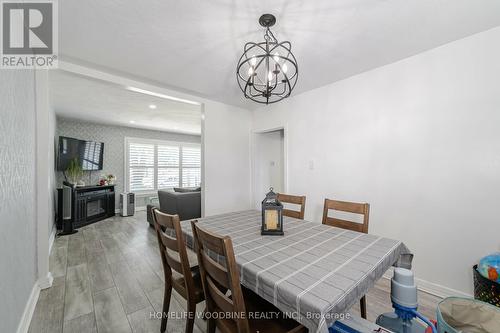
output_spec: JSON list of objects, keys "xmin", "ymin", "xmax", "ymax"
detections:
[
  {"xmin": 49, "ymin": 70, "xmax": 202, "ymax": 134},
  {"xmin": 59, "ymin": 0, "xmax": 500, "ymax": 109}
]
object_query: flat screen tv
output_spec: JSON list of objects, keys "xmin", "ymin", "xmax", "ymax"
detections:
[{"xmin": 57, "ymin": 136, "xmax": 104, "ymax": 171}]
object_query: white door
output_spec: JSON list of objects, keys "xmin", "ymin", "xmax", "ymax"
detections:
[{"xmin": 253, "ymin": 129, "xmax": 285, "ymax": 207}]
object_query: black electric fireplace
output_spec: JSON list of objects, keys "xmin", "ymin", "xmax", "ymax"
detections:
[
  {"xmin": 57, "ymin": 185, "xmax": 115, "ymax": 229},
  {"xmin": 84, "ymin": 195, "xmax": 108, "ymax": 219},
  {"xmin": 74, "ymin": 185, "xmax": 115, "ymax": 227}
]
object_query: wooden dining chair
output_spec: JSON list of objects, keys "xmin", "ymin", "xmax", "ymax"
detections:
[
  {"xmin": 322, "ymin": 198, "xmax": 370, "ymax": 319},
  {"xmin": 191, "ymin": 220, "xmax": 307, "ymax": 333},
  {"xmin": 277, "ymin": 193, "xmax": 306, "ymax": 219},
  {"xmin": 152, "ymin": 209, "xmax": 205, "ymax": 333}
]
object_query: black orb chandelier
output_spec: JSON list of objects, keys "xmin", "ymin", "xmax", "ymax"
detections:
[{"xmin": 237, "ymin": 14, "xmax": 298, "ymax": 105}]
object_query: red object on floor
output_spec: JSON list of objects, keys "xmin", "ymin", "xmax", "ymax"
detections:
[{"xmin": 425, "ymin": 319, "xmax": 437, "ymax": 333}]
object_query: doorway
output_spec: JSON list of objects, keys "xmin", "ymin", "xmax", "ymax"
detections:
[{"xmin": 252, "ymin": 128, "xmax": 285, "ymax": 207}]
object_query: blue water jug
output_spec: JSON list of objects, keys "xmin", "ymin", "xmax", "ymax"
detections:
[{"xmin": 376, "ymin": 268, "xmax": 436, "ymax": 333}]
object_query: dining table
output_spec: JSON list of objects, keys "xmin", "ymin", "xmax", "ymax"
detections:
[{"xmin": 178, "ymin": 210, "xmax": 411, "ymax": 333}]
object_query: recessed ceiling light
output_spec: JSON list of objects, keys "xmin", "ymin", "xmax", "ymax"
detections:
[
  {"xmin": 125, "ymin": 86, "xmax": 201, "ymax": 106},
  {"xmin": 129, "ymin": 120, "xmax": 136, "ymax": 124},
  {"xmin": 148, "ymin": 104, "xmax": 157, "ymax": 109}
]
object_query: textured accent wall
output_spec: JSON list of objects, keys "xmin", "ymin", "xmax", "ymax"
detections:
[
  {"xmin": 55, "ymin": 117, "xmax": 201, "ymax": 208},
  {"xmin": 0, "ymin": 71, "xmax": 37, "ymax": 332}
]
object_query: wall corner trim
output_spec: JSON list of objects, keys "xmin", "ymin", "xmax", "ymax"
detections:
[
  {"xmin": 49, "ymin": 225, "xmax": 56, "ymax": 254},
  {"xmin": 16, "ymin": 283, "xmax": 40, "ymax": 333}
]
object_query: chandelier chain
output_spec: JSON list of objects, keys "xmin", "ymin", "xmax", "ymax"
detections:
[{"xmin": 264, "ymin": 28, "xmax": 278, "ymax": 43}]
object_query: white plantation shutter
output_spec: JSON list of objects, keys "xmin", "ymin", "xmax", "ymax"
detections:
[
  {"xmin": 182, "ymin": 146, "xmax": 201, "ymax": 187},
  {"xmin": 158, "ymin": 168, "xmax": 179, "ymax": 188},
  {"xmin": 128, "ymin": 143, "xmax": 155, "ymax": 191},
  {"xmin": 126, "ymin": 139, "xmax": 201, "ymax": 192},
  {"xmin": 129, "ymin": 143, "xmax": 155, "ymax": 165},
  {"xmin": 158, "ymin": 146, "xmax": 179, "ymax": 166},
  {"xmin": 182, "ymin": 147, "xmax": 201, "ymax": 167},
  {"xmin": 129, "ymin": 168, "xmax": 154, "ymax": 191},
  {"xmin": 158, "ymin": 145, "xmax": 179, "ymax": 189},
  {"xmin": 182, "ymin": 168, "xmax": 201, "ymax": 187}
]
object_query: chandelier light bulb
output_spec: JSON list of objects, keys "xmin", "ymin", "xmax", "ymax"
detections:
[
  {"xmin": 268, "ymin": 71, "xmax": 273, "ymax": 82},
  {"xmin": 250, "ymin": 56, "xmax": 257, "ymax": 66},
  {"xmin": 273, "ymin": 52, "xmax": 280, "ymax": 62},
  {"xmin": 248, "ymin": 66, "xmax": 254, "ymax": 76},
  {"xmin": 282, "ymin": 63, "xmax": 288, "ymax": 73}
]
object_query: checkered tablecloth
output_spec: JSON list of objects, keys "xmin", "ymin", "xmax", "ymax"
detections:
[{"xmin": 179, "ymin": 210, "xmax": 410, "ymax": 333}]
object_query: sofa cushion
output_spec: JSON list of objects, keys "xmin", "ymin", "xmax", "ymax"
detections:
[
  {"xmin": 146, "ymin": 204, "xmax": 157, "ymax": 226},
  {"xmin": 173, "ymin": 187, "xmax": 201, "ymax": 193},
  {"xmin": 158, "ymin": 190, "xmax": 201, "ymax": 221}
]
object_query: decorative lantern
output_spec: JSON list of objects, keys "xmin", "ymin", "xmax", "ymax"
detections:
[{"xmin": 261, "ymin": 187, "xmax": 284, "ymax": 236}]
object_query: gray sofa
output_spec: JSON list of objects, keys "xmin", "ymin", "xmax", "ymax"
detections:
[{"xmin": 147, "ymin": 188, "xmax": 201, "ymax": 226}]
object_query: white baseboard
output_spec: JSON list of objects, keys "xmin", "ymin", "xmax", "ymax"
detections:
[
  {"xmin": 414, "ymin": 276, "xmax": 471, "ymax": 299},
  {"xmin": 115, "ymin": 206, "xmax": 146, "ymax": 215},
  {"xmin": 383, "ymin": 268, "xmax": 471, "ymax": 299},
  {"xmin": 38, "ymin": 272, "xmax": 53, "ymax": 290},
  {"xmin": 16, "ymin": 282, "xmax": 40, "ymax": 333}
]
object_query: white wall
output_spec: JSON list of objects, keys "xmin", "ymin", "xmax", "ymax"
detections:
[
  {"xmin": 203, "ymin": 101, "xmax": 253, "ymax": 215},
  {"xmin": 253, "ymin": 27, "xmax": 500, "ymax": 296},
  {"xmin": 0, "ymin": 71, "xmax": 37, "ymax": 332}
]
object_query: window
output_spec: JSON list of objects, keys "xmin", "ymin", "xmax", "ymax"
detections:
[
  {"xmin": 128, "ymin": 143, "xmax": 155, "ymax": 191},
  {"xmin": 157, "ymin": 145, "xmax": 179, "ymax": 188},
  {"xmin": 182, "ymin": 146, "xmax": 201, "ymax": 187},
  {"xmin": 126, "ymin": 138, "xmax": 201, "ymax": 193}
]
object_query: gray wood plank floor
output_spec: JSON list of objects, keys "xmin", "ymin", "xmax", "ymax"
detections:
[{"xmin": 29, "ymin": 211, "xmax": 441, "ymax": 333}]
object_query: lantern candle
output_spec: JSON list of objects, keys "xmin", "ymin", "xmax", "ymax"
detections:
[{"xmin": 261, "ymin": 187, "xmax": 284, "ymax": 236}]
